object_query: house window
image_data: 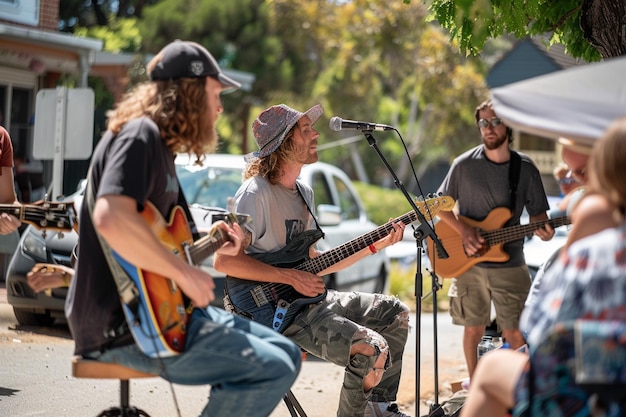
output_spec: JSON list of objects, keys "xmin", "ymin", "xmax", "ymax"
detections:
[{"xmin": 0, "ymin": 0, "xmax": 40, "ymax": 26}]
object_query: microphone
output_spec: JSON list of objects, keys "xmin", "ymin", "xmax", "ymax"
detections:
[{"xmin": 329, "ymin": 116, "xmax": 394, "ymax": 132}]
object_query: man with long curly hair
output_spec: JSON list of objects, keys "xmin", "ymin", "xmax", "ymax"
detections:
[
  {"xmin": 215, "ymin": 104, "xmax": 411, "ymax": 417},
  {"xmin": 65, "ymin": 40, "xmax": 301, "ymax": 417}
]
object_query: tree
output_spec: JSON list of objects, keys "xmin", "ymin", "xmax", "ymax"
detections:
[
  {"xmin": 59, "ymin": 0, "xmax": 161, "ymax": 32},
  {"xmin": 138, "ymin": 0, "xmax": 318, "ymax": 154},
  {"xmin": 307, "ymin": 0, "xmax": 488, "ymax": 187},
  {"xmin": 421, "ymin": 0, "xmax": 626, "ymax": 61}
]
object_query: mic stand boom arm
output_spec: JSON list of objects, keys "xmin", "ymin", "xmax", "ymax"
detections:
[{"xmin": 361, "ymin": 130, "xmax": 448, "ymax": 417}]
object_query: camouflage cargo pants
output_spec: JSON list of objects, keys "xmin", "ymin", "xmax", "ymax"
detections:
[{"xmin": 283, "ymin": 290, "xmax": 410, "ymax": 417}]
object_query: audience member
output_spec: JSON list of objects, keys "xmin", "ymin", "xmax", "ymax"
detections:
[
  {"xmin": 0, "ymin": 126, "xmax": 21, "ymax": 279},
  {"xmin": 0, "ymin": 126, "xmax": 21, "ymax": 231},
  {"xmin": 553, "ymin": 137, "xmax": 592, "ymax": 215},
  {"xmin": 552, "ymin": 162, "xmax": 578, "ymax": 196}
]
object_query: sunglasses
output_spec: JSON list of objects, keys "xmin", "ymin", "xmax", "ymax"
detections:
[
  {"xmin": 567, "ymin": 168, "xmax": 586, "ymax": 178},
  {"xmin": 477, "ymin": 118, "xmax": 503, "ymax": 129},
  {"xmin": 557, "ymin": 177, "xmax": 579, "ymax": 186}
]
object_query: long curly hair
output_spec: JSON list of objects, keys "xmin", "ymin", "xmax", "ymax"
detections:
[
  {"xmin": 106, "ymin": 76, "xmax": 216, "ymax": 164},
  {"xmin": 244, "ymin": 126, "xmax": 299, "ymax": 184}
]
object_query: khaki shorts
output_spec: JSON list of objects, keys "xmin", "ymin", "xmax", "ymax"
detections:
[{"xmin": 448, "ymin": 265, "xmax": 531, "ymax": 329}]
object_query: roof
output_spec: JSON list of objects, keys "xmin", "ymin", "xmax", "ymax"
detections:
[
  {"xmin": 486, "ymin": 36, "xmax": 584, "ymax": 88},
  {"xmin": 0, "ymin": 23, "xmax": 102, "ymax": 52}
]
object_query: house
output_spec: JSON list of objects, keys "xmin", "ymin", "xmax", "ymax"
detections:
[
  {"xmin": 1, "ymin": 0, "xmax": 106, "ymax": 198},
  {"xmin": 1, "ymin": 1, "xmax": 255, "ymax": 199},
  {"xmin": 487, "ymin": 36, "xmax": 585, "ymax": 196}
]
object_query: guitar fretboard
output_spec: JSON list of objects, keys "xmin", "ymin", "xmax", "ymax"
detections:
[
  {"xmin": 188, "ymin": 231, "xmax": 229, "ymax": 265},
  {"xmin": 483, "ymin": 216, "xmax": 571, "ymax": 245},
  {"xmin": 297, "ymin": 197, "xmax": 452, "ymax": 275}
]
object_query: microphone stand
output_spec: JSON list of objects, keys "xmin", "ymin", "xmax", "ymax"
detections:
[{"xmin": 361, "ymin": 130, "xmax": 448, "ymax": 417}]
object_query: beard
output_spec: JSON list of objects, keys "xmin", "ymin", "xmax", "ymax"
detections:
[
  {"xmin": 291, "ymin": 143, "xmax": 318, "ymax": 165},
  {"xmin": 483, "ymin": 132, "xmax": 508, "ymax": 150}
]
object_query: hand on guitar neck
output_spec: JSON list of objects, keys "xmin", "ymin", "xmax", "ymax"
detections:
[{"xmin": 429, "ymin": 207, "xmax": 565, "ymax": 279}]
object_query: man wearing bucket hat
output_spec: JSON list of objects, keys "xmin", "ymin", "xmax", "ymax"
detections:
[
  {"xmin": 66, "ymin": 40, "xmax": 301, "ymax": 417},
  {"xmin": 215, "ymin": 104, "xmax": 412, "ymax": 417}
]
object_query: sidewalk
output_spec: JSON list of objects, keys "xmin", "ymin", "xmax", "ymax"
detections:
[{"xmin": 0, "ymin": 280, "xmax": 467, "ymax": 417}]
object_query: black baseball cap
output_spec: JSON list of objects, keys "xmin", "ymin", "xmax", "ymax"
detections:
[{"xmin": 149, "ymin": 40, "xmax": 241, "ymax": 91}]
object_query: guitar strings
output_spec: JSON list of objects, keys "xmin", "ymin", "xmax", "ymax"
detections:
[{"xmin": 230, "ymin": 199, "xmax": 449, "ymax": 303}]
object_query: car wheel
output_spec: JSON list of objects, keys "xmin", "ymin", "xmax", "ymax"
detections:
[
  {"xmin": 13, "ymin": 307, "xmax": 56, "ymax": 326},
  {"xmin": 373, "ymin": 267, "xmax": 387, "ymax": 294}
]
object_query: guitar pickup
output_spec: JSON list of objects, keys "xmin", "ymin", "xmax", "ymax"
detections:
[{"xmin": 251, "ymin": 286, "xmax": 269, "ymax": 307}]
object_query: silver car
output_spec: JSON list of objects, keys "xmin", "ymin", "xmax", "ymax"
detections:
[
  {"xmin": 175, "ymin": 153, "xmax": 391, "ymax": 295},
  {"xmin": 6, "ymin": 154, "xmax": 390, "ymax": 326}
]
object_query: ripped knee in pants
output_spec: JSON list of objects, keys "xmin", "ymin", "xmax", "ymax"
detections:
[{"xmin": 348, "ymin": 328, "xmax": 390, "ymax": 390}]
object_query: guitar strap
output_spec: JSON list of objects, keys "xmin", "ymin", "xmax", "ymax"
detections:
[
  {"xmin": 295, "ymin": 181, "xmax": 325, "ymax": 239},
  {"xmin": 509, "ymin": 150, "xmax": 521, "ymax": 210},
  {"xmin": 84, "ymin": 170, "xmax": 140, "ymax": 311},
  {"xmin": 85, "ymin": 171, "xmax": 197, "ymax": 311}
]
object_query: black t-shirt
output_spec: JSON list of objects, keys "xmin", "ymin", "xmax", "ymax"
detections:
[{"xmin": 65, "ymin": 117, "xmax": 180, "ymax": 355}]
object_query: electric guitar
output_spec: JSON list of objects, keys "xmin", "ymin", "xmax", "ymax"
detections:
[
  {"xmin": 426, "ymin": 206, "xmax": 571, "ymax": 278},
  {"xmin": 226, "ymin": 195, "xmax": 454, "ymax": 333},
  {"xmin": 0, "ymin": 201, "xmax": 76, "ymax": 233},
  {"xmin": 113, "ymin": 203, "xmax": 249, "ymax": 357}
]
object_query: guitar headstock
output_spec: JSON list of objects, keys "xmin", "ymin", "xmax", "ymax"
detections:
[
  {"xmin": 414, "ymin": 195, "xmax": 455, "ymax": 220},
  {"xmin": 1, "ymin": 201, "xmax": 77, "ymax": 233},
  {"xmin": 206, "ymin": 212, "xmax": 251, "ymax": 242}
]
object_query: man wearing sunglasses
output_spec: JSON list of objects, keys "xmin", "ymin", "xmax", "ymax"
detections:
[{"xmin": 435, "ymin": 99, "xmax": 555, "ymax": 381}]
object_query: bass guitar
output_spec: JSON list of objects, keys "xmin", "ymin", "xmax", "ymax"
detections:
[
  {"xmin": 113, "ymin": 203, "xmax": 249, "ymax": 357},
  {"xmin": 426, "ymin": 206, "xmax": 571, "ymax": 278},
  {"xmin": 0, "ymin": 201, "xmax": 76, "ymax": 233},
  {"xmin": 226, "ymin": 195, "xmax": 454, "ymax": 333}
]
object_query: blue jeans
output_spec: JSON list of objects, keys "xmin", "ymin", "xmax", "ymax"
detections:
[{"xmin": 92, "ymin": 306, "xmax": 301, "ymax": 417}]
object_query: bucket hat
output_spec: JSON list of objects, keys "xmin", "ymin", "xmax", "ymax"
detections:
[
  {"xmin": 149, "ymin": 40, "xmax": 240, "ymax": 91},
  {"xmin": 558, "ymin": 137, "xmax": 593, "ymax": 156},
  {"xmin": 248, "ymin": 104, "xmax": 323, "ymax": 160}
]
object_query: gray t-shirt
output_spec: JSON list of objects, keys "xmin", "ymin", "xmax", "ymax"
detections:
[
  {"xmin": 437, "ymin": 145, "xmax": 550, "ymax": 267},
  {"xmin": 234, "ymin": 176, "xmax": 316, "ymax": 256}
]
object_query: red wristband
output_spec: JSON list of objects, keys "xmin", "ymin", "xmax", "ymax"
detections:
[{"xmin": 368, "ymin": 244, "xmax": 377, "ymax": 254}]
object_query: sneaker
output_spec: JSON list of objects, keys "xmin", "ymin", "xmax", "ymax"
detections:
[{"xmin": 364, "ymin": 402, "xmax": 411, "ymax": 417}]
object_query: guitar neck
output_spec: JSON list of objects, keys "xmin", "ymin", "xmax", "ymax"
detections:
[
  {"xmin": 483, "ymin": 216, "xmax": 571, "ymax": 246},
  {"xmin": 297, "ymin": 210, "xmax": 419, "ymax": 275},
  {"xmin": 187, "ymin": 231, "xmax": 229, "ymax": 265}
]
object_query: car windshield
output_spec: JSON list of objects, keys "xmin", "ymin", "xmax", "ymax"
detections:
[{"xmin": 175, "ymin": 164, "xmax": 243, "ymax": 209}]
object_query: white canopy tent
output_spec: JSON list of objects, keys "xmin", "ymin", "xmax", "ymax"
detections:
[{"xmin": 491, "ymin": 56, "xmax": 626, "ymax": 146}]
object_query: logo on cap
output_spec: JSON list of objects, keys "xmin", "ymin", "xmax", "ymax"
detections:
[{"xmin": 190, "ymin": 61, "xmax": 204, "ymax": 76}]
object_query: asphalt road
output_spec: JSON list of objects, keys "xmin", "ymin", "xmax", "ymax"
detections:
[{"xmin": 0, "ymin": 284, "xmax": 466, "ymax": 417}]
